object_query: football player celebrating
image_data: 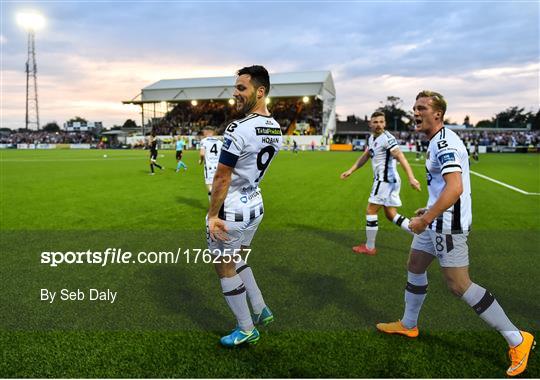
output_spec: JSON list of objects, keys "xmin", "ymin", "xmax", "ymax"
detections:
[
  {"xmin": 376, "ymin": 91, "xmax": 535, "ymax": 377},
  {"xmin": 207, "ymin": 65, "xmax": 282, "ymax": 347},
  {"xmin": 341, "ymin": 111, "xmax": 421, "ymax": 255}
]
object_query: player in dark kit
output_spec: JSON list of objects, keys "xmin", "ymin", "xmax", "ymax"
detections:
[{"xmin": 148, "ymin": 133, "xmax": 164, "ymax": 175}]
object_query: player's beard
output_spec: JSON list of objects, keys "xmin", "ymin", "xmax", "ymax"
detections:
[{"xmin": 239, "ymin": 92, "xmax": 258, "ymax": 114}]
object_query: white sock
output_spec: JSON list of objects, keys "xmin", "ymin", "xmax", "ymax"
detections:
[
  {"xmin": 220, "ymin": 275, "xmax": 254, "ymax": 332},
  {"xmin": 393, "ymin": 214, "xmax": 412, "ymax": 235},
  {"xmin": 462, "ymin": 282, "xmax": 522, "ymax": 347},
  {"xmin": 236, "ymin": 259, "xmax": 266, "ymax": 314},
  {"xmin": 401, "ymin": 271, "xmax": 428, "ymax": 329},
  {"xmin": 365, "ymin": 215, "xmax": 378, "ymax": 249}
]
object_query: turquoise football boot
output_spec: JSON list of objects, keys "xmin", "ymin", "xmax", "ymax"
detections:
[{"xmin": 220, "ymin": 327, "xmax": 260, "ymax": 347}]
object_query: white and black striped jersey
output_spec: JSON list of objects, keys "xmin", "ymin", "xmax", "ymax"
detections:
[
  {"xmin": 367, "ymin": 131, "xmax": 399, "ymax": 183},
  {"xmin": 218, "ymin": 113, "xmax": 282, "ymax": 221},
  {"xmin": 426, "ymin": 127, "xmax": 472, "ymax": 234},
  {"xmin": 201, "ymin": 136, "xmax": 223, "ymax": 172}
]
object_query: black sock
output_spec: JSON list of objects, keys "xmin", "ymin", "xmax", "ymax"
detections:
[
  {"xmin": 154, "ymin": 163, "xmax": 162, "ymax": 169},
  {"xmin": 150, "ymin": 163, "xmax": 154, "ymax": 173}
]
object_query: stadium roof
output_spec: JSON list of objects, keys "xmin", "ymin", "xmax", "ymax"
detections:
[{"xmin": 124, "ymin": 71, "xmax": 335, "ymax": 103}]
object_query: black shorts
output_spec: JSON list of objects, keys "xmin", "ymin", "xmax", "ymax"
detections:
[
  {"xmin": 176, "ymin": 150, "xmax": 183, "ymax": 160},
  {"xmin": 150, "ymin": 150, "xmax": 158, "ymax": 160}
]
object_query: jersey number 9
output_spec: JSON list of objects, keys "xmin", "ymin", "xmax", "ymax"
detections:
[{"xmin": 256, "ymin": 146, "xmax": 276, "ymax": 182}]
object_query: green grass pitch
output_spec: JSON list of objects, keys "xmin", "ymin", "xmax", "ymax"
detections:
[{"xmin": 1, "ymin": 149, "xmax": 539, "ymax": 377}]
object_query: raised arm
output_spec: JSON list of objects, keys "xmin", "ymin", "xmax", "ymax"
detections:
[{"xmin": 391, "ymin": 148, "xmax": 421, "ymax": 191}]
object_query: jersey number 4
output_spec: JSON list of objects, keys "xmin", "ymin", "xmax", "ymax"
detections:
[
  {"xmin": 256, "ymin": 146, "xmax": 276, "ymax": 182},
  {"xmin": 210, "ymin": 143, "xmax": 218, "ymax": 155}
]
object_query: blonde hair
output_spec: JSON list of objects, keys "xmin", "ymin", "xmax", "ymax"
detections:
[{"xmin": 416, "ymin": 90, "xmax": 446, "ymax": 117}]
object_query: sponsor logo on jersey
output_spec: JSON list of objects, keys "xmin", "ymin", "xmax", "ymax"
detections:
[
  {"xmin": 241, "ymin": 185, "xmax": 257, "ymax": 193},
  {"xmin": 248, "ymin": 190, "xmax": 261, "ymax": 200},
  {"xmin": 255, "ymin": 127, "xmax": 281, "ymax": 136},
  {"xmin": 223, "ymin": 138, "xmax": 233, "ymax": 149},
  {"xmin": 438, "ymin": 152, "xmax": 455, "ymax": 164}
]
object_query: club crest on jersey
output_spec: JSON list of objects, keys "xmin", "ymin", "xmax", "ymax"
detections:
[
  {"xmin": 438, "ymin": 152, "xmax": 455, "ymax": 164},
  {"xmin": 223, "ymin": 138, "xmax": 233, "ymax": 149},
  {"xmin": 240, "ymin": 196, "xmax": 248, "ymax": 204}
]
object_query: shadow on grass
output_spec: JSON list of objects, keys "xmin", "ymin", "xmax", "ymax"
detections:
[
  {"xmin": 285, "ymin": 222, "xmax": 354, "ymax": 249},
  {"xmin": 175, "ymin": 195, "xmax": 207, "ymax": 212},
  {"xmin": 268, "ymin": 265, "xmax": 381, "ymax": 329},
  {"xmin": 148, "ymin": 265, "xmax": 228, "ymax": 330}
]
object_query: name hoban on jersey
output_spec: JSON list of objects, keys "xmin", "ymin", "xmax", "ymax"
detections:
[{"xmin": 254, "ymin": 125, "xmax": 281, "ymax": 144}]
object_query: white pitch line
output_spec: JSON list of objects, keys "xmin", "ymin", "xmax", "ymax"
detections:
[
  {"xmin": 469, "ymin": 170, "xmax": 540, "ymax": 196},
  {"xmin": 409, "ymin": 162, "xmax": 540, "ymax": 195},
  {"xmin": 0, "ymin": 157, "xmax": 147, "ymax": 163}
]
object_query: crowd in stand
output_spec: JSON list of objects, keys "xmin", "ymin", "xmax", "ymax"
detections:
[
  {"xmin": 147, "ymin": 98, "xmax": 323, "ymax": 136},
  {"xmin": 271, "ymin": 98, "xmax": 323, "ymax": 135},
  {"xmin": 150, "ymin": 100, "xmax": 237, "ymax": 136},
  {"xmin": 0, "ymin": 130, "xmax": 98, "ymax": 144},
  {"xmin": 2, "ymin": 126, "xmax": 539, "ymax": 148},
  {"xmin": 393, "ymin": 130, "xmax": 540, "ymax": 147}
]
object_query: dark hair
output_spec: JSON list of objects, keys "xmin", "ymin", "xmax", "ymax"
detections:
[
  {"xmin": 237, "ymin": 65, "xmax": 270, "ymax": 96},
  {"xmin": 371, "ymin": 111, "xmax": 385, "ymax": 119}
]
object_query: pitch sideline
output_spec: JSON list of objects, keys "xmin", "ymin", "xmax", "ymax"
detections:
[{"xmin": 409, "ymin": 162, "xmax": 539, "ymax": 196}]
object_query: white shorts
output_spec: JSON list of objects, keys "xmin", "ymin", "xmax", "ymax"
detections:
[
  {"xmin": 206, "ymin": 214, "xmax": 263, "ymax": 255},
  {"xmin": 368, "ymin": 180, "xmax": 402, "ymax": 207},
  {"xmin": 411, "ymin": 229, "xmax": 469, "ymax": 267}
]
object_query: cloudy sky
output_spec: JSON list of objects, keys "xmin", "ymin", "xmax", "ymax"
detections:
[{"xmin": 1, "ymin": 0, "xmax": 539, "ymax": 129}]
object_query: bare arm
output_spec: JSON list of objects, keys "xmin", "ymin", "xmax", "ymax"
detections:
[
  {"xmin": 208, "ymin": 163, "xmax": 234, "ymax": 241},
  {"xmin": 391, "ymin": 148, "xmax": 421, "ymax": 191},
  {"xmin": 409, "ymin": 172, "xmax": 463, "ymax": 234},
  {"xmin": 198, "ymin": 148, "xmax": 205, "ymax": 165},
  {"xmin": 209, "ymin": 163, "xmax": 233, "ymax": 218},
  {"xmin": 340, "ymin": 150, "xmax": 370, "ymax": 179}
]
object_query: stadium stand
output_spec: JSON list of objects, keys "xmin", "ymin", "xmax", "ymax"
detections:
[
  {"xmin": 0, "ymin": 130, "xmax": 98, "ymax": 144},
  {"xmin": 122, "ymin": 71, "xmax": 335, "ymax": 137}
]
